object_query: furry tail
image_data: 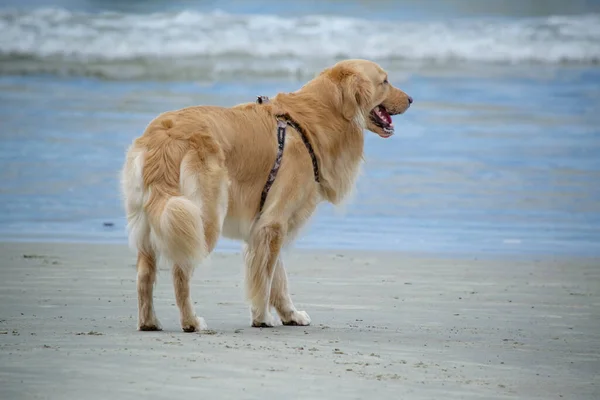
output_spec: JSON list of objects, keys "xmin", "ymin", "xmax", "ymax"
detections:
[
  {"xmin": 152, "ymin": 195, "xmax": 206, "ymax": 268},
  {"xmin": 122, "ymin": 145, "xmax": 208, "ymax": 270},
  {"xmin": 122, "ymin": 122, "xmax": 226, "ymax": 270}
]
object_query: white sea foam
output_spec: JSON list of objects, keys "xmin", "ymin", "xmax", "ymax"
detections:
[{"xmin": 1, "ymin": 8, "xmax": 599, "ymax": 80}]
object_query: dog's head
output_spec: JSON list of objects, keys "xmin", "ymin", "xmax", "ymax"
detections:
[{"xmin": 326, "ymin": 59, "xmax": 412, "ymax": 138}]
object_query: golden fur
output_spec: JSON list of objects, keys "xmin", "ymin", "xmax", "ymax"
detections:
[{"xmin": 120, "ymin": 59, "xmax": 412, "ymax": 331}]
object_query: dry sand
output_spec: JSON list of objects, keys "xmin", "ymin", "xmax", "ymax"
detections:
[{"xmin": 0, "ymin": 242, "xmax": 598, "ymax": 399}]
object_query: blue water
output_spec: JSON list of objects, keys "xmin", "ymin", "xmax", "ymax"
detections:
[{"xmin": 1, "ymin": 1, "xmax": 599, "ymax": 256}]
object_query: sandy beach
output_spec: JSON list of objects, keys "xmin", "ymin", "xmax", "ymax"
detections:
[{"xmin": 0, "ymin": 241, "xmax": 598, "ymax": 399}]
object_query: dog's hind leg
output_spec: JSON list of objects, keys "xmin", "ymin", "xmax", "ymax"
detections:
[
  {"xmin": 172, "ymin": 262, "xmax": 208, "ymax": 332},
  {"xmin": 270, "ymin": 258, "xmax": 311, "ymax": 326},
  {"xmin": 169, "ymin": 134, "xmax": 228, "ymax": 333},
  {"xmin": 170, "ymin": 178, "xmax": 227, "ymax": 333},
  {"xmin": 121, "ymin": 146, "xmax": 162, "ymax": 331},
  {"xmin": 137, "ymin": 250, "xmax": 162, "ymax": 331}
]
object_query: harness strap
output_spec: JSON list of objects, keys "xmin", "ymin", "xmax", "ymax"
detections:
[
  {"xmin": 256, "ymin": 95, "xmax": 321, "ymax": 214},
  {"xmin": 276, "ymin": 114, "xmax": 320, "ymax": 184},
  {"xmin": 259, "ymin": 120, "xmax": 287, "ymax": 212}
]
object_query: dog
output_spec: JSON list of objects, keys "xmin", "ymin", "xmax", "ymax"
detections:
[{"xmin": 120, "ymin": 59, "xmax": 412, "ymax": 332}]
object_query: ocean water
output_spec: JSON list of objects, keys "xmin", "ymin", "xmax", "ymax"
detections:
[{"xmin": 0, "ymin": 0, "xmax": 599, "ymax": 256}]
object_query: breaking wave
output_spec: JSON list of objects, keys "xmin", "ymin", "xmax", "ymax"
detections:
[{"xmin": 1, "ymin": 7, "xmax": 599, "ymax": 80}]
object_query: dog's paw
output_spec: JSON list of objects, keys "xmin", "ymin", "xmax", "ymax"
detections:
[
  {"xmin": 138, "ymin": 323, "xmax": 162, "ymax": 331},
  {"xmin": 138, "ymin": 317, "xmax": 162, "ymax": 331},
  {"xmin": 251, "ymin": 313, "xmax": 276, "ymax": 328},
  {"xmin": 181, "ymin": 316, "xmax": 208, "ymax": 333},
  {"xmin": 282, "ymin": 310, "xmax": 311, "ymax": 326}
]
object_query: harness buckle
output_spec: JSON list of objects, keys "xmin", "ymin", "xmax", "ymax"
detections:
[{"xmin": 256, "ymin": 95, "xmax": 270, "ymax": 105}]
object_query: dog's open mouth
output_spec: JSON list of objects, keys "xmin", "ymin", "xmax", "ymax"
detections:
[{"xmin": 369, "ymin": 105, "xmax": 394, "ymax": 137}]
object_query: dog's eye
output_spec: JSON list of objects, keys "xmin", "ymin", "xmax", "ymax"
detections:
[{"xmin": 383, "ymin": 79, "xmax": 388, "ymax": 85}]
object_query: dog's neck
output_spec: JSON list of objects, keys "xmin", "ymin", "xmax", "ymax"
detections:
[{"xmin": 272, "ymin": 86, "xmax": 365, "ymax": 205}]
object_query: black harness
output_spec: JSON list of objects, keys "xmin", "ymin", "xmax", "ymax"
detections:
[{"xmin": 256, "ymin": 96, "xmax": 320, "ymax": 213}]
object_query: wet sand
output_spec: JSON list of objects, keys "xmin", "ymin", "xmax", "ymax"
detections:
[{"xmin": 0, "ymin": 242, "xmax": 598, "ymax": 399}]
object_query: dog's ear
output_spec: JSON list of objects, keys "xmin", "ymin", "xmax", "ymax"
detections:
[{"xmin": 339, "ymin": 72, "xmax": 373, "ymax": 121}]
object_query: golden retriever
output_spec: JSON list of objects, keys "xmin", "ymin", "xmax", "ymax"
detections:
[{"xmin": 120, "ymin": 59, "xmax": 412, "ymax": 331}]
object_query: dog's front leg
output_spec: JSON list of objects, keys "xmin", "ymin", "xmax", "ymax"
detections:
[
  {"xmin": 270, "ymin": 258, "xmax": 311, "ymax": 326},
  {"xmin": 244, "ymin": 222, "xmax": 284, "ymax": 327}
]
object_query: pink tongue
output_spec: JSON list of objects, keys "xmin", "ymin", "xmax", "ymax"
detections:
[{"xmin": 379, "ymin": 107, "xmax": 391, "ymax": 124}]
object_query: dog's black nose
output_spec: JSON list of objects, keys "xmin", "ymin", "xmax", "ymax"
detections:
[{"xmin": 408, "ymin": 96, "xmax": 413, "ymax": 104}]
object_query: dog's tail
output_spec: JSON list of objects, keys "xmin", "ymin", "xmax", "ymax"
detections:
[
  {"xmin": 147, "ymin": 190, "xmax": 206, "ymax": 268},
  {"xmin": 122, "ymin": 127, "xmax": 213, "ymax": 269}
]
